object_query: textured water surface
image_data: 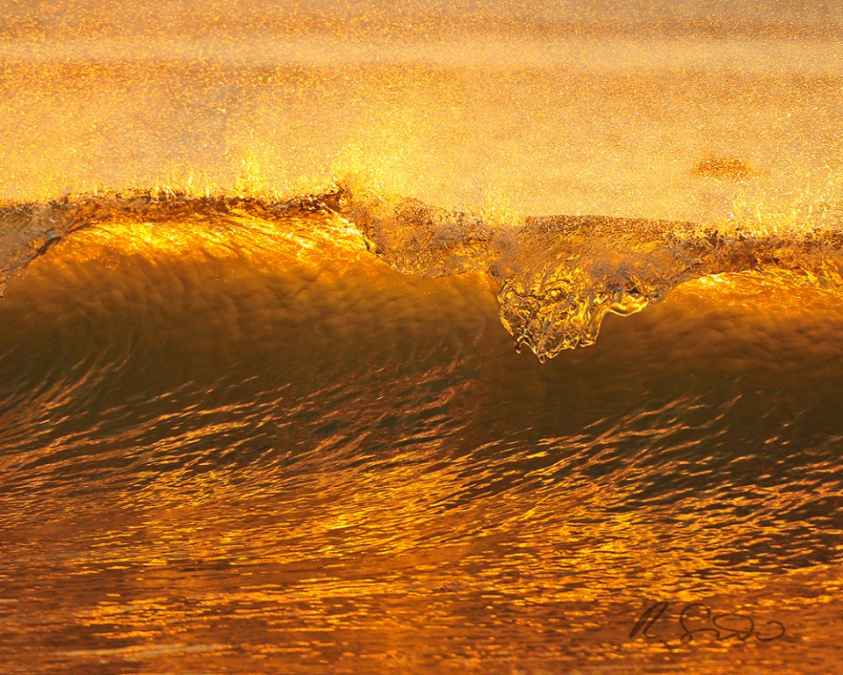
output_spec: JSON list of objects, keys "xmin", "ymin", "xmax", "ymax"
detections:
[
  {"xmin": 2, "ymin": 5, "xmax": 843, "ymax": 671},
  {"xmin": 2, "ymin": 205, "xmax": 843, "ymax": 672}
]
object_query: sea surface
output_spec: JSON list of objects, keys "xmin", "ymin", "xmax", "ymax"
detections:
[{"xmin": 1, "ymin": 19, "xmax": 843, "ymax": 674}]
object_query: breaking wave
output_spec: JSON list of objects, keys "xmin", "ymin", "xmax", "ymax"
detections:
[{"xmin": 2, "ymin": 185, "xmax": 842, "ymax": 362}]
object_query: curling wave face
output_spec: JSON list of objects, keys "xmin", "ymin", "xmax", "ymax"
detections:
[{"xmin": 2, "ymin": 185, "xmax": 842, "ymax": 361}]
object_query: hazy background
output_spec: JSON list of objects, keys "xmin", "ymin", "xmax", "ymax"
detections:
[
  {"xmin": 3, "ymin": 0, "xmax": 843, "ymax": 37},
  {"xmin": 1, "ymin": 0, "xmax": 841, "ymax": 223}
]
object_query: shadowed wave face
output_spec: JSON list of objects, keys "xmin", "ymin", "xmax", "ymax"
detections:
[{"xmin": 2, "ymin": 187, "xmax": 843, "ymax": 672}]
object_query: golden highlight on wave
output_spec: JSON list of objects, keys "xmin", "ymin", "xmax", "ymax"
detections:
[{"xmin": 1, "ymin": 178, "xmax": 842, "ymax": 362}]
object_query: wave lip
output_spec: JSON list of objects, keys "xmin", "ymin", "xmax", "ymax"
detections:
[
  {"xmin": 0, "ymin": 190, "xmax": 342, "ymax": 296},
  {"xmin": 344, "ymin": 189, "xmax": 843, "ymax": 361},
  {"xmin": 2, "ymin": 186, "xmax": 842, "ymax": 362}
]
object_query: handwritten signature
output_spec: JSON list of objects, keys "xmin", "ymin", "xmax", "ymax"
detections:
[{"xmin": 630, "ymin": 601, "xmax": 786, "ymax": 645}]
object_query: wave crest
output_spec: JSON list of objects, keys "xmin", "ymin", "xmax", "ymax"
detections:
[
  {"xmin": 338, "ymin": 188, "xmax": 843, "ymax": 360},
  {"xmin": 2, "ymin": 186, "xmax": 842, "ymax": 361}
]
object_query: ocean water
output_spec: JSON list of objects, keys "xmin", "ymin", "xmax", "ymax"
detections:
[{"xmin": 2, "ymin": 18, "xmax": 843, "ymax": 674}]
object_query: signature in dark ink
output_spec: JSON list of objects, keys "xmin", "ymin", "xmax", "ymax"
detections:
[{"xmin": 630, "ymin": 600, "xmax": 786, "ymax": 645}]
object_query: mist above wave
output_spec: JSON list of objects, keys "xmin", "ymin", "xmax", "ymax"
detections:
[{"xmin": 2, "ymin": 186, "xmax": 842, "ymax": 361}]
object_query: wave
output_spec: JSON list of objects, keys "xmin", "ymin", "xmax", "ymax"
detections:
[{"xmin": 2, "ymin": 186, "xmax": 842, "ymax": 362}]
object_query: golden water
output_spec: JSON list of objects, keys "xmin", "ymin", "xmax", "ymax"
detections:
[{"xmin": 2, "ymin": 4, "xmax": 843, "ymax": 672}]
